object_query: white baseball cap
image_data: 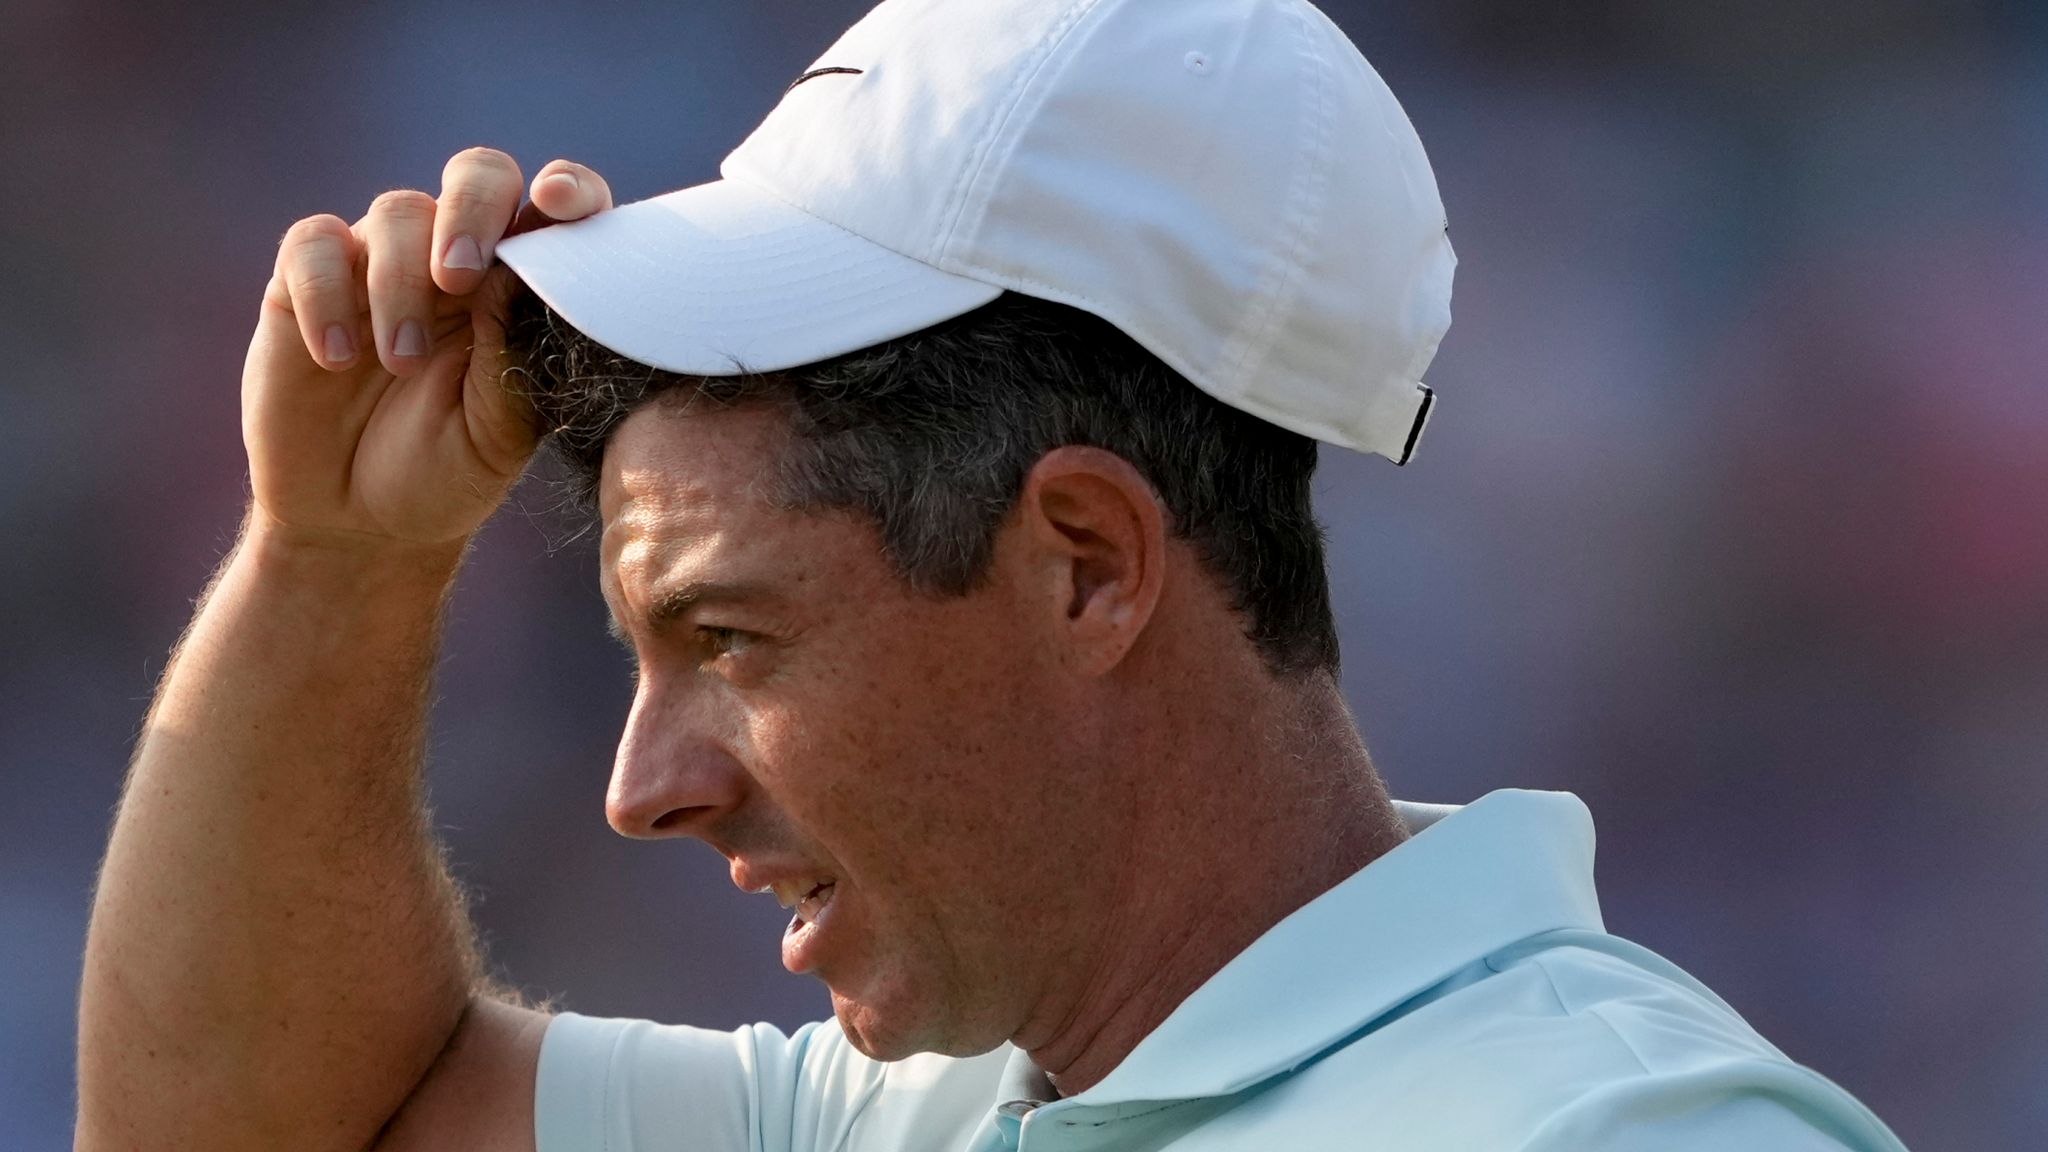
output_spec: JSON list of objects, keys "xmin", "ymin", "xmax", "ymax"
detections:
[{"xmin": 496, "ymin": 0, "xmax": 1455, "ymax": 463}]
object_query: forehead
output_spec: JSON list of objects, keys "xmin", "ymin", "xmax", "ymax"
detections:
[{"xmin": 598, "ymin": 400, "xmax": 794, "ymax": 591}]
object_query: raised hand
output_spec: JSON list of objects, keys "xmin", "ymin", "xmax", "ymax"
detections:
[{"xmin": 242, "ymin": 150, "xmax": 615, "ymax": 549}]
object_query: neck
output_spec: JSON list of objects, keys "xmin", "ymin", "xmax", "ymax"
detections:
[{"xmin": 1018, "ymin": 670, "xmax": 1407, "ymax": 1096}]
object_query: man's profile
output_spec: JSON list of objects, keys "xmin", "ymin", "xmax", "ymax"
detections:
[{"xmin": 75, "ymin": 0, "xmax": 1908, "ymax": 1148}]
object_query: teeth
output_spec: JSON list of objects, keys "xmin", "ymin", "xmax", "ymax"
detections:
[
  {"xmin": 796, "ymin": 883, "xmax": 835, "ymax": 924},
  {"xmin": 767, "ymin": 878, "xmax": 834, "ymax": 912}
]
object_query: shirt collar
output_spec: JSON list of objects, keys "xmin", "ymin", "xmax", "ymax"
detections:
[{"xmin": 1065, "ymin": 788, "xmax": 1605, "ymax": 1107}]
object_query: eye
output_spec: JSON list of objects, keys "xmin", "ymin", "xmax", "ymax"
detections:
[{"xmin": 699, "ymin": 626, "xmax": 753, "ymax": 660}]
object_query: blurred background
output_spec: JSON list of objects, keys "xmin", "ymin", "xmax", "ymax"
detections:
[{"xmin": 3, "ymin": 0, "xmax": 2043, "ymax": 1145}]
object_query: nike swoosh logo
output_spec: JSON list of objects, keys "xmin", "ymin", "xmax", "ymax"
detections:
[{"xmin": 787, "ymin": 66, "xmax": 865, "ymax": 92}]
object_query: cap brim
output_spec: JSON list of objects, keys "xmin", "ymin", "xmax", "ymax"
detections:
[{"xmin": 494, "ymin": 178, "xmax": 1002, "ymax": 376}]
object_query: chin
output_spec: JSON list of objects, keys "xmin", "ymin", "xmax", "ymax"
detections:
[
  {"xmin": 829, "ymin": 987, "xmax": 937, "ymax": 1061},
  {"xmin": 829, "ymin": 985, "xmax": 1006, "ymax": 1062}
]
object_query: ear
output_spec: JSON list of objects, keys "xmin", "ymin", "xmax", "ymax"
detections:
[{"xmin": 1013, "ymin": 445, "xmax": 1168, "ymax": 677}]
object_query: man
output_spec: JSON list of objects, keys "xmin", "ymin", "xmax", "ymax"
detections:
[{"xmin": 76, "ymin": 0, "xmax": 1908, "ymax": 1148}]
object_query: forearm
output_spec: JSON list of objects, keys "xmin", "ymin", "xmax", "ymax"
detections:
[{"xmin": 78, "ymin": 513, "xmax": 483, "ymax": 1151}]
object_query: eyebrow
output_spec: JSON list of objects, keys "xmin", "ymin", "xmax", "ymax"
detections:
[{"xmin": 606, "ymin": 579, "xmax": 776, "ymax": 647}]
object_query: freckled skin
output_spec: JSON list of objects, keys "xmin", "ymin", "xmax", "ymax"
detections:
[{"xmin": 599, "ymin": 398, "xmax": 1406, "ymax": 1089}]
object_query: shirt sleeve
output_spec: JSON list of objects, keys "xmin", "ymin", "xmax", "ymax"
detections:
[
  {"xmin": 1516, "ymin": 1060, "xmax": 1912, "ymax": 1152},
  {"xmin": 533, "ymin": 1011, "xmax": 888, "ymax": 1152}
]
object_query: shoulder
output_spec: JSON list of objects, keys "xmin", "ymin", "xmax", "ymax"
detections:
[{"xmin": 1232, "ymin": 932, "xmax": 1908, "ymax": 1151}]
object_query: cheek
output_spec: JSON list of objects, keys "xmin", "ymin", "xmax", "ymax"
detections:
[{"xmin": 751, "ymin": 600, "xmax": 1055, "ymax": 878}]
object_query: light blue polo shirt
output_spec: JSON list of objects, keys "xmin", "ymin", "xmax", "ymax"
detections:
[{"xmin": 534, "ymin": 790, "xmax": 1908, "ymax": 1151}]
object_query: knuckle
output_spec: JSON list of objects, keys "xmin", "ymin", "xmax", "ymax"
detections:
[
  {"xmin": 439, "ymin": 185, "xmax": 507, "ymax": 217},
  {"xmin": 289, "ymin": 266, "xmax": 354, "ymax": 300},
  {"xmin": 369, "ymin": 264, "xmax": 434, "ymax": 298}
]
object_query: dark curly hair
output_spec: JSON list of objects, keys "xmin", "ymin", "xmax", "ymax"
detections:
[{"xmin": 500, "ymin": 283, "xmax": 1340, "ymax": 677}]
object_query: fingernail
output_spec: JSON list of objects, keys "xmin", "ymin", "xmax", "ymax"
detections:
[
  {"xmin": 542, "ymin": 170, "xmax": 581, "ymax": 195},
  {"xmin": 443, "ymin": 233, "xmax": 485, "ymax": 271},
  {"xmin": 324, "ymin": 323, "xmax": 354, "ymax": 363},
  {"xmin": 394, "ymin": 319, "xmax": 428, "ymax": 358}
]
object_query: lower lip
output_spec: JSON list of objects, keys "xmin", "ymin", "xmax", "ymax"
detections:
[{"xmin": 780, "ymin": 885, "xmax": 839, "ymax": 975}]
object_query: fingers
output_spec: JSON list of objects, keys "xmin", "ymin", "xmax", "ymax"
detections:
[
  {"xmin": 354, "ymin": 190, "xmax": 440, "ymax": 377},
  {"xmin": 463, "ymin": 264, "xmax": 543, "ymax": 470},
  {"xmin": 267, "ymin": 150, "xmax": 616, "ymax": 376},
  {"xmin": 266, "ymin": 214, "xmax": 364, "ymax": 372},
  {"xmin": 507, "ymin": 159, "xmax": 615, "ymax": 238},
  {"xmin": 432, "ymin": 147, "xmax": 525, "ymax": 297}
]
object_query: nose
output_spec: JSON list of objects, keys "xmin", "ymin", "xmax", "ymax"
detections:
[{"xmin": 606, "ymin": 674, "xmax": 749, "ymax": 839}]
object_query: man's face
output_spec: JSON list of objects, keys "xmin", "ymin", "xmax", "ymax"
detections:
[{"xmin": 598, "ymin": 400, "xmax": 1111, "ymax": 1060}]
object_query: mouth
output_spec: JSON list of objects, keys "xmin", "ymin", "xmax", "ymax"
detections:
[
  {"xmin": 763, "ymin": 878, "xmax": 839, "ymax": 974},
  {"xmin": 772, "ymin": 878, "xmax": 837, "ymax": 925}
]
